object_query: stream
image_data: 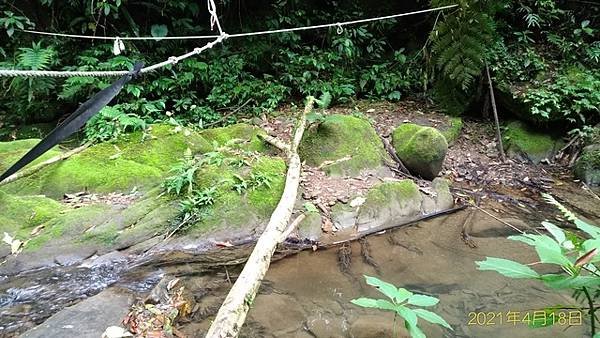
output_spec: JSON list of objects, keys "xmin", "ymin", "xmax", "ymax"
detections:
[{"xmin": 1, "ymin": 186, "xmax": 598, "ymax": 338}]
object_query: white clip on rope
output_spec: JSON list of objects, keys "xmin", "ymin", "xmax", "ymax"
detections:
[{"xmin": 336, "ymin": 23, "xmax": 344, "ymax": 35}]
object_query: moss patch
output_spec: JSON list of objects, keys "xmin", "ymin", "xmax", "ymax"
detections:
[
  {"xmin": 299, "ymin": 114, "xmax": 387, "ymax": 176},
  {"xmin": 0, "ymin": 190, "xmax": 63, "ymax": 237},
  {"xmin": 440, "ymin": 117, "xmax": 463, "ymax": 145},
  {"xmin": 200, "ymin": 123, "xmax": 268, "ymax": 153},
  {"xmin": 574, "ymin": 145, "xmax": 600, "ymax": 186},
  {"xmin": 362, "ymin": 180, "xmax": 421, "ymax": 213},
  {"xmin": 503, "ymin": 121, "xmax": 559, "ymax": 164},
  {"xmin": 0, "ymin": 139, "xmax": 62, "ymax": 173},
  {"xmin": 1, "ymin": 124, "xmax": 212, "ymax": 198},
  {"xmin": 392, "ymin": 123, "xmax": 448, "ymax": 180}
]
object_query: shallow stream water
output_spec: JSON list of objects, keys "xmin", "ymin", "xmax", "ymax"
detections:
[{"xmin": 1, "ymin": 185, "xmax": 598, "ymax": 337}]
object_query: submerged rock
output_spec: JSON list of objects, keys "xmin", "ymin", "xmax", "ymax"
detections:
[
  {"xmin": 574, "ymin": 145, "xmax": 600, "ymax": 186},
  {"xmin": 502, "ymin": 121, "xmax": 561, "ymax": 164},
  {"xmin": 391, "ymin": 123, "xmax": 448, "ymax": 180},
  {"xmin": 299, "ymin": 114, "xmax": 388, "ymax": 176}
]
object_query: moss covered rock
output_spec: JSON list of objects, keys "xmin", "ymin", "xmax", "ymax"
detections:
[
  {"xmin": 299, "ymin": 114, "xmax": 388, "ymax": 176},
  {"xmin": 574, "ymin": 145, "xmax": 600, "ymax": 186},
  {"xmin": 0, "ymin": 190, "xmax": 63, "ymax": 239},
  {"xmin": 503, "ymin": 121, "xmax": 561, "ymax": 164},
  {"xmin": 0, "ymin": 139, "xmax": 62, "ymax": 173},
  {"xmin": 356, "ymin": 180, "xmax": 422, "ymax": 232},
  {"xmin": 1, "ymin": 124, "xmax": 212, "ymax": 198},
  {"xmin": 200, "ymin": 123, "xmax": 269, "ymax": 153},
  {"xmin": 391, "ymin": 123, "xmax": 448, "ymax": 180}
]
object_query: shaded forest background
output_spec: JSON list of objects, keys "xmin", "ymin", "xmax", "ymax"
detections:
[{"xmin": 0, "ymin": 0, "xmax": 598, "ymax": 143}]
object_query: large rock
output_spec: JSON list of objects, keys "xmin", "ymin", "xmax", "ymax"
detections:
[
  {"xmin": 575, "ymin": 144, "xmax": 600, "ymax": 186},
  {"xmin": 502, "ymin": 121, "xmax": 562, "ymax": 164},
  {"xmin": 21, "ymin": 287, "xmax": 134, "ymax": 338},
  {"xmin": 299, "ymin": 114, "xmax": 388, "ymax": 176},
  {"xmin": 1, "ymin": 124, "xmax": 212, "ymax": 198},
  {"xmin": 391, "ymin": 123, "xmax": 448, "ymax": 180},
  {"xmin": 356, "ymin": 180, "xmax": 423, "ymax": 232}
]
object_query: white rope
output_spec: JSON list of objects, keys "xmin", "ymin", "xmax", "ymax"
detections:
[
  {"xmin": 2, "ymin": 4, "xmax": 457, "ymax": 78},
  {"xmin": 19, "ymin": 29, "xmax": 220, "ymax": 40}
]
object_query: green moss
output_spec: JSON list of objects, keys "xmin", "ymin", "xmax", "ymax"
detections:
[
  {"xmin": 574, "ymin": 146, "xmax": 600, "ymax": 186},
  {"xmin": 503, "ymin": 121, "xmax": 558, "ymax": 163},
  {"xmin": 361, "ymin": 180, "xmax": 421, "ymax": 214},
  {"xmin": 247, "ymin": 157, "xmax": 286, "ymax": 217},
  {"xmin": 0, "ymin": 191, "xmax": 63, "ymax": 236},
  {"xmin": 200, "ymin": 123, "xmax": 268, "ymax": 152},
  {"xmin": 25, "ymin": 204, "xmax": 112, "ymax": 251},
  {"xmin": 392, "ymin": 124, "xmax": 448, "ymax": 180},
  {"xmin": 0, "ymin": 139, "xmax": 62, "ymax": 173},
  {"xmin": 299, "ymin": 114, "xmax": 387, "ymax": 176},
  {"xmin": 440, "ymin": 117, "xmax": 463, "ymax": 145},
  {"xmin": 2, "ymin": 124, "xmax": 212, "ymax": 198}
]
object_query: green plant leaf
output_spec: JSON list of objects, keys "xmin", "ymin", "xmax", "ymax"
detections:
[
  {"xmin": 151, "ymin": 24, "xmax": 168, "ymax": 37},
  {"xmin": 583, "ymin": 239, "xmax": 600, "ymax": 262},
  {"xmin": 404, "ymin": 320, "xmax": 425, "ymax": 338},
  {"xmin": 476, "ymin": 257, "xmax": 540, "ymax": 279},
  {"xmin": 575, "ymin": 219, "xmax": 600, "ymax": 239},
  {"xmin": 413, "ymin": 308, "xmax": 452, "ymax": 329},
  {"xmin": 303, "ymin": 202, "xmax": 318, "ymax": 213},
  {"xmin": 350, "ymin": 298, "xmax": 396, "ymax": 311},
  {"xmin": 407, "ymin": 294, "xmax": 439, "ymax": 307},
  {"xmin": 541, "ymin": 274, "xmax": 600, "ymax": 289},
  {"xmin": 396, "ymin": 305, "xmax": 418, "ymax": 328},
  {"xmin": 541, "ymin": 221, "xmax": 566, "ymax": 245},
  {"xmin": 532, "ymin": 235, "xmax": 572, "ymax": 266},
  {"xmin": 364, "ymin": 275, "xmax": 411, "ymax": 303}
]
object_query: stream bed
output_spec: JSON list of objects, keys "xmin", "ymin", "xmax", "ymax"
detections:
[{"xmin": 1, "ymin": 191, "xmax": 597, "ymax": 338}]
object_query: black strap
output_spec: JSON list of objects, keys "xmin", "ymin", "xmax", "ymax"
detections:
[{"xmin": 0, "ymin": 62, "xmax": 144, "ymax": 183}]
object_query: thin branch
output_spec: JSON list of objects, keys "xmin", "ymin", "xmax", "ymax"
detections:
[{"xmin": 485, "ymin": 62, "xmax": 506, "ymax": 162}]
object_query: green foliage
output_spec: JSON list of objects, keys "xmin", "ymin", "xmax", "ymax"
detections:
[
  {"xmin": 163, "ymin": 148, "xmax": 199, "ymax": 196},
  {"xmin": 0, "ymin": 11, "xmax": 34, "ymax": 37},
  {"xmin": 351, "ymin": 275, "xmax": 452, "ymax": 338},
  {"xmin": 476, "ymin": 193, "xmax": 600, "ymax": 334},
  {"xmin": 85, "ymin": 105, "xmax": 147, "ymax": 142}
]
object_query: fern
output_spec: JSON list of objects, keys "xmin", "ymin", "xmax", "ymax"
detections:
[
  {"xmin": 542, "ymin": 193, "xmax": 578, "ymax": 222},
  {"xmin": 430, "ymin": 0, "xmax": 505, "ymax": 113},
  {"xmin": 17, "ymin": 42, "xmax": 54, "ymax": 70}
]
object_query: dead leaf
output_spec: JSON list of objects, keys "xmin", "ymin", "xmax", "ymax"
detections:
[
  {"xmin": 30, "ymin": 224, "xmax": 45, "ymax": 236},
  {"xmin": 167, "ymin": 278, "xmax": 180, "ymax": 291},
  {"xmin": 101, "ymin": 326, "xmax": 133, "ymax": 338}
]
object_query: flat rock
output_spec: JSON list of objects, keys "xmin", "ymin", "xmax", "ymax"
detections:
[{"xmin": 21, "ymin": 287, "xmax": 134, "ymax": 338}]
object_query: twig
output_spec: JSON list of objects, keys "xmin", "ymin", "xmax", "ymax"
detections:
[
  {"xmin": 0, "ymin": 143, "xmax": 90, "ymax": 186},
  {"xmin": 470, "ymin": 204, "xmax": 527, "ymax": 234},
  {"xmin": 203, "ymin": 98, "xmax": 253, "ymax": 128},
  {"xmin": 380, "ymin": 135, "xmax": 411, "ymax": 174},
  {"xmin": 258, "ymin": 133, "xmax": 290, "ymax": 153},
  {"xmin": 485, "ymin": 62, "xmax": 506, "ymax": 162}
]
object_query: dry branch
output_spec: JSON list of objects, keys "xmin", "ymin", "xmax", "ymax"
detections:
[
  {"xmin": 485, "ymin": 62, "xmax": 506, "ymax": 162},
  {"xmin": 205, "ymin": 97, "xmax": 315, "ymax": 338},
  {"xmin": 0, "ymin": 143, "xmax": 90, "ymax": 186}
]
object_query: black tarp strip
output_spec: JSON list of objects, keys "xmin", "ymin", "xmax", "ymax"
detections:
[{"xmin": 0, "ymin": 62, "xmax": 143, "ymax": 183}]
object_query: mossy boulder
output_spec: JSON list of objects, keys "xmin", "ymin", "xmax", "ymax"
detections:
[
  {"xmin": 391, "ymin": 123, "xmax": 448, "ymax": 180},
  {"xmin": 574, "ymin": 145, "xmax": 600, "ymax": 186},
  {"xmin": 299, "ymin": 114, "xmax": 388, "ymax": 176},
  {"xmin": 503, "ymin": 121, "xmax": 561, "ymax": 164},
  {"xmin": 0, "ymin": 190, "xmax": 63, "ymax": 239},
  {"xmin": 0, "ymin": 139, "xmax": 62, "ymax": 174},
  {"xmin": 356, "ymin": 180, "xmax": 423, "ymax": 232},
  {"xmin": 1, "ymin": 124, "xmax": 212, "ymax": 198}
]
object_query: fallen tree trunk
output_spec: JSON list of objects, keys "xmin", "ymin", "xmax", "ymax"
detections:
[
  {"xmin": 0, "ymin": 143, "xmax": 90, "ymax": 186},
  {"xmin": 205, "ymin": 97, "xmax": 315, "ymax": 338}
]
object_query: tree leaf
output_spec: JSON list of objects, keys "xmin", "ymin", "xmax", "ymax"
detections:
[
  {"xmin": 575, "ymin": 219, "xmax": 600, "ymax": 239},
  {"xmin": 476, "ymin": 257, "xmax": 540, "ymax": 279},
  {"xmin": 350, "ymin": 297, "xmax": 379, "ymax": 308},
  {"xmin": 407, "ymin": 294, "xmax": 439, "ymax": 307},
  {"xmin": 583, "ymin": 239, "xmax": 600, "ymax": 262},
  {"xmin": 413, "ymin": 308, "xmax": 453, "ymax": 329},
  {"xmin": 533, "ymin": 235, "xmax": 571, "ymax": 266},
  {"xmin": 151, "ymin": 24, "xmax": 168, "ymax": 38}
]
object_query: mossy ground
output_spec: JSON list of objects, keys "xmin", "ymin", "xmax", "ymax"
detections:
[
  {"xmin": 1, "ymin": 124, "xmax": 212, "ymax": 198},
  {"xmin": 503, "ymin": 121, "xmax": 558, "ymax": 163},
  {"xmin": 299, "ymin": 114, "xmax": 387, "ymax": 176},
  {"xmin": 0, "ymin": 139, "xmax": 62, "ymax": 173},
  {"xmin": 0, "ymin": 190, "xmax": 63, "ymax": 239},
  {"xmin": 200, "ymin": 123, "xmax": 269, "ymax": 153}
]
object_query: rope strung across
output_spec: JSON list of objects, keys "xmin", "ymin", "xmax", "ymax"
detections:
[
  {"xmin": 1, "ymin": 4, "xmax": 458, "ymax": 78},
  {"xmin": 0, "ymin": 62, "xmax": 143, "ymax": 183}
]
